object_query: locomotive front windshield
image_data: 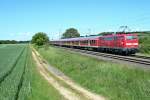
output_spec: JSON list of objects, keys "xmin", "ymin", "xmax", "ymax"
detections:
[{"xmin": 126, "ymin": 36, "xmax": 138, "ymax": 40}]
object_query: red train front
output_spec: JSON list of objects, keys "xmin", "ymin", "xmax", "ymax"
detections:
[
  {"xmin": 51, "ymin": 32, "xmax": 139, "ymax": 55},
  {"xmin": 98, "ymin": 33, "xmax": 138, "ymax": 55}
]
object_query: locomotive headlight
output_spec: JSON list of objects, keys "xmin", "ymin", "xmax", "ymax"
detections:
[
  {"xmin": 126, "ymin": 43, "xmax": 132, "ymax": 45},
  {"xmin": 126, "ymin": 43, "xmax": 138, "ymax": 45}
]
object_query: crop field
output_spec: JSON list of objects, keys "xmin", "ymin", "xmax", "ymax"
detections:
[
  {"xmin": 0, "ymin": 44, "xmax": 63, "ymax": 100},
  {"xmin": 0, "ymin": 44, "xmax": 29, "ymax": 99}
]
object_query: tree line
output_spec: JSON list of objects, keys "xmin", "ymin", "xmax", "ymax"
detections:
[
  {"xmin": 1, "ymin": 27, "xmax": 150, "ymax": 54},
  {"xmin": 0, "ymin": 40, "xmax": 29, "ymax": 44},
  {"xmin": 31, "ymin": 28, "xmax": 80, "ymax": 46}
]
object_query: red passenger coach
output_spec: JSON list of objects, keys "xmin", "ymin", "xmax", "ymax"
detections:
[{"xmin": 51, "ymin": 33, "xmax": 139, "ymax": 55}]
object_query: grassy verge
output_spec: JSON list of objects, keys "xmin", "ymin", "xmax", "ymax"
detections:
[
  {"xmin": 37, "ymin": 46, "xmax": 150, "ymax": 100},
  {"xmin": 22, "ymin": 46, "xmax": 64, "ymax": 100},
  {"xmin": 138, "ymin": 32, "xmax": 150, "ymax": 54},
  {"xmin": 42, "ymin": 62, "xmax": 88, "ymax": 100}
]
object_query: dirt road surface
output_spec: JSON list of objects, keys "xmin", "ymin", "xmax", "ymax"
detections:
[{"xmin": 32, "ymin": 48, "xmax": 105, "ymax": 100}]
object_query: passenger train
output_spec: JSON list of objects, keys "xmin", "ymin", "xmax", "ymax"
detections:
[{"xmin": 51, "ymin": 32, "xmax": 139, "ymax": 55}]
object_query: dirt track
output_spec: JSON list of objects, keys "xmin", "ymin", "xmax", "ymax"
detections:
[{"xmin": 32, "ymin": 48, "xmax": 105, "ymax": 100}]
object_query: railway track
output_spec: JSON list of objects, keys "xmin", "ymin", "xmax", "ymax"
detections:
[
  {"xmin": 55, "ymin": 46, "xmax": 150, "ymax": 67},
  {"xmin": 131, "ymin": 54, "xmax": 150, "ymax": 60}
]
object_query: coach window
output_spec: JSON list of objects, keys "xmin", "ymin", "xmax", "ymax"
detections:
[
  {"xmin": 81, "ymin": 40, "xmax": 86, "ymax": 44},
  {"xmin": 75, "ymin": 41, "xmax": 77, "ymax": 45},
  {"xmin": 83, "ymin": 40, "xmax": 85, "ymax": 44},
  {"xmin": 126, "ymin": 36, "xmax": 137, "ymax": 40},
  {"xmin": 104, "ymin": 37, "xmax": 113, "ymax": 41},
  {"xmin": 110, "ymin": 37, "xmax": 113, "ymax": 40},
  {"xmin": 90, "ymin": 40, "xmax": 96, "ymax": 44},
  {"xmin": 76, "ymin": 41, "xmax": 78, "ymax": 44},
  {"xmin": 90, "ymin": 40, "xmax": 92, "ymax": 44},
  {"xmin": 82, "ymin": 41, "xmax": 84, "ymax": 44},
  {"xmin": 93, "ymin": 40, "xmax": 96, "ymax": 44},
  {"xmin": 114, "ymin": 36, "xmax": 117, "ymax": 40},
  {"xmin": 83, "ymin": 41, "xmax": 85, "ymax": 44},
  {"xmin": 104, "ymin": 37, "xmax": 107, "ymax": 40},
  {"xmin": 86, "ymin": 40, "xmax": 88, "ymax": 44},
  {"xmin": 84, "ymin": 40, "xmax": 88, "ymax": 44}
]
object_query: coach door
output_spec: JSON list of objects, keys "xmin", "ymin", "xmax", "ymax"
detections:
[
  {"xmin": 114, "ymin": 36, "xmax": 117, "ymax": 48},
  {"xmin": 99, "ymin": 37, "xmax": 104, "ymax": 47}
]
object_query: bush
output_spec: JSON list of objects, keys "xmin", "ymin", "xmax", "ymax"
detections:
[
  {"xmin": 139, "ymin": 36, "xmax": 150, "ymax": 54},
  {"xmin": 31, "ymin": 32, "xmax": 49, "ymax": 46}
]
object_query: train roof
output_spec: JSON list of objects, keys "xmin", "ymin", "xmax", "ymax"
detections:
[
  {"xmin": 51, "ymin": 33, "xmax": 137, "ymax": 41},
  {"xmin": 52, "ymin": 36, "xmax": 101, "ymax": 41}
]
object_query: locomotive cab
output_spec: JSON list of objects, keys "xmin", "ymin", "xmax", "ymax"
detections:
[{"xmin": 122, "ymin": 34, "xmax": 139, "ymax": 55}]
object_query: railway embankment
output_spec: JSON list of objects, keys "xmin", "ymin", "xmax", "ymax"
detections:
[
  {"xmin": 36, "ymin": 46, "xmax": 150, "ymax": 100},
  {"xmin": 32, "ymin": 47, "xmax": 105, "ymax": 100}
]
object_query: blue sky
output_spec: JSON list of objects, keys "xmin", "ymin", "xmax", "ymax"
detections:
[{"xmin": 0, "ymin": 0, "xmax": 150, "ymax": 40}]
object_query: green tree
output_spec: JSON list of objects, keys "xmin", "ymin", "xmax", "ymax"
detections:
[
  {"xmin": 31, "ymin": 32, "xmax": 49, "ymax": 46},
  {"xmin": 62, "ymin": 28, "xmax": 80, "ymax": 39}
]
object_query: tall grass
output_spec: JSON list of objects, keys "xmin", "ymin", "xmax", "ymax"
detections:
[
  {"xmin": 38, "ymin": 46, "xmax": 150, "ymax": 100},
  {"xmin": 138, "ymin": 32, "xmax": 150, "ymax": 54},
  {"xmin": 27, "ymin": 46, "xmax": 64, "ymax": 100}
]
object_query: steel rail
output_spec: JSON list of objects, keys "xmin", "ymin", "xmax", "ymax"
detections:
[{"xmin": 55, "ymin": 46, "xmax": 150, "ymax": 66}]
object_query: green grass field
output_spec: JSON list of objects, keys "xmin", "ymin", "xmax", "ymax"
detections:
[
  {"xmin": 38, "ymin": 46, "xmax": 150, "ymax": 100},
  {"xmin": 138, "ymin": 32, "xmax": 150, "ymax": 54},
  {"xmin": 0, "ymin": 44, "xmax": 63, "ymax": 100}
]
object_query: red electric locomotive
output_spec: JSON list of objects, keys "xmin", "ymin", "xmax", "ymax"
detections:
[{"xmin": 51, "ymin": 32, "xmax": 139, "ymax": 55}]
